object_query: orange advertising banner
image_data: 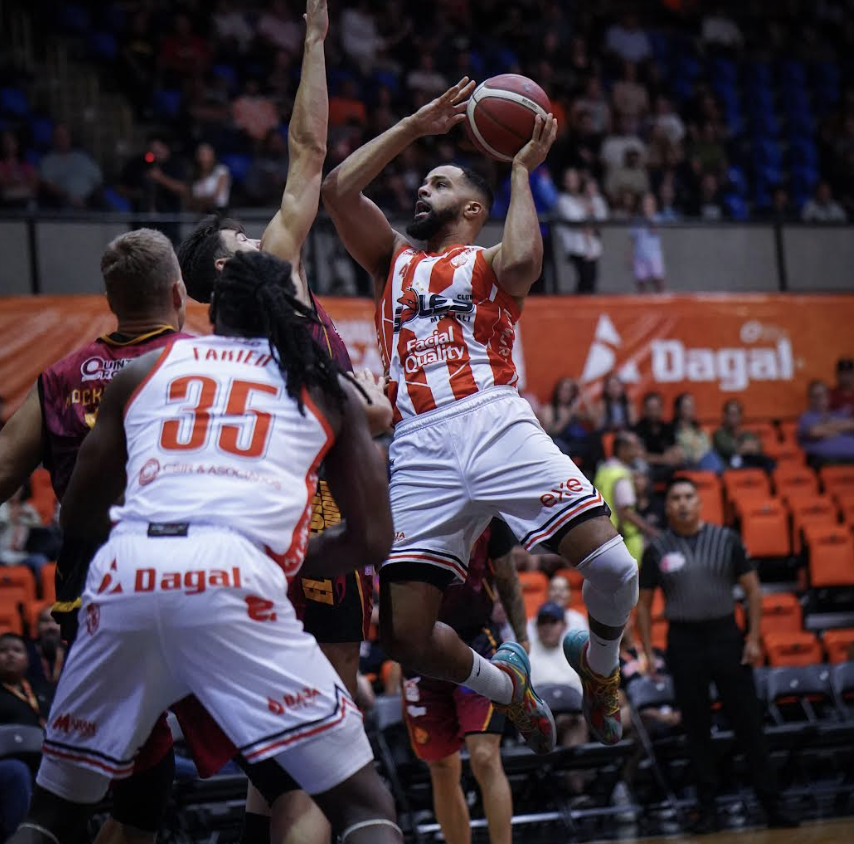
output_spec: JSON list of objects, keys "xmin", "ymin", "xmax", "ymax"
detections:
[{"xmin": 0, "ymin": 293, "xmax": 851, "ymax": 422}]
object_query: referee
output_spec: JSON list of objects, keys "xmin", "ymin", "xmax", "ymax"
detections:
[{"xmin": 636, "ymin": 476, "xmax": 798, "ymax": 833}]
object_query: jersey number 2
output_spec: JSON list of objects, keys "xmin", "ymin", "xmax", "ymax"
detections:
[{"xmin": 160, "ymin": 376, "xmax": 278, "ymax": 458}]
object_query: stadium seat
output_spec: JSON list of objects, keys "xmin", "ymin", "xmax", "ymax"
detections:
[
  {"xmin": 790, "ymin": 495, "xmax": 837, "ymax": 554},
  {"xmin": 28, "ymin": 467, "xmax": 57, "ymax": 525},
  {"xmin": 778, "ymin": 420, "xmax": 799, "ymax": 445},
  {"xmin": 554, "ymin": 567, "xmax": 584, "ymax": 592},
  {"xmin": 834, "ymin": 492, "xmax": 854, "ymax": 527},
  {"xmin": 600, "ymin": 431, "xmax": 614, "ymax": 459},
  {"xmin": 774, "ymin": 465, "xmax": 819, "ymax": 498},
  {"xmin": 764, "ymin": 439, "xmax": 806, "ymax": 467},
  {"xmin": 677, "ymin": 470, "xmax": 724, "ymax": 525},
  {"xmin": 764, "ymin": 630, "xmax": 823, "ymax": 666},
  {"xmin": 742, "ymin": 422, "xmax": 777, "ymax": 450},
  {"xmin": 803, "ymin": 526, "xmax": 854, "ymax": 588},
  {"xmin": 0, "ymin": 607, "xmax": 23, "ymax": 635},
  {"xmin": 519, "ymin": 571, "xmax": 549, "ymax": 618},
  {"xmin": 823, "ymin": 629, "xmax": 854, "ymax": 664},
  {"xmin": 820, "ymin": 465, "xmax": 854, "ymax": 498},
  {"xmin": 651, "ymin": 619, "xmax": 668, "ymax": 651},
  {"xmin": 765, "ymin": 663, "xmax": 835, "ymax": 725},
  {"xmin": 26, "ymin": 599, "xmax": 50, "ymax": 634},
  {"xmin": 0, "ymin": 87, "xmax": 30, "ymax": 118},
  {"xmin": 40, "ymin": 562, "xmax": 56, "ymax": 603},
  {"xmin": 152, "ymin": 89, "xmax": 183, "ymax": 120},
  {"xmin": 760, "ymin": 593, "xmax": 802, "ymax": 638},
  {"xmin": 0, "ymin": 566, "xmax": 36, "ymax": 603},
  {"xmin": 832, "ymin": 662, "xmax": 854, "ymax": 719},
  {"xmin": 740, "ymin": 497, "xmax": 790, "ymax": 558},
  {"xmin": 723, "ymin": 468, "xmax": 771, "ymax": 523}
]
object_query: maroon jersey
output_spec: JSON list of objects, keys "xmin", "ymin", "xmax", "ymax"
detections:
[
  {"xmin": 39, "ymin": 328, "xmax": 186, "ymax": 501},
  {"xmin": 438, "ymin": 519, "xmax": 517, "ymax": 640},
  {"xmin": 311, "ymin": 295, "xmax": 352, "ymax": 373}
]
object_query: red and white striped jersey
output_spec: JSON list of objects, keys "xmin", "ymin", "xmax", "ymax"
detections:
[{"xmin": 376, "ymin": 244, "xmax": 520, "ymax": 423}]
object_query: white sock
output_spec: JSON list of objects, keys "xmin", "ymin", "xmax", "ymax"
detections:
[
  {"xmin": 586, "ymin": 631, "xmax": 621, "ymax": 678},
  {"xmin": 463, "ymin": 650, "xmax": 514, "ymax": 704}
]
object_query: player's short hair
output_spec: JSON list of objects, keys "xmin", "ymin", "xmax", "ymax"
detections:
[
  {"xmin": 177, "ymin": 215, "xmax": 246, "ymax": 304},
  {"xmin": 100, "ymin": 228, "xmax": 179, "ymax": 315},
  {"xmin": 665, "ymin": 475, "xmax": 697, "ymax": 497},
  {"xmin": 457, "ymin": 166, "xmax": 494, "ymax": 214}
]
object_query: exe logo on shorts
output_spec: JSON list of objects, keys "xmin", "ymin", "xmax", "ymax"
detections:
[
  {"xmin": 539, "ymin": 477, "xmax": 586, "ymax": 508},
  {"xmin": 52, "ymin": 712, "xmax": 97, "ymax": 738},
  {"xmin": 393, "ymin": 289, "xmax": 474, "ymax": 332},
  {"xmin": 267, "ymin": 686, "xmax": 320, "ymax": 715}
]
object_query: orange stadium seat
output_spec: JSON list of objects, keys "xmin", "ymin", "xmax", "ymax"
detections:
[
  {"xmin": 519, "ymin": 571, "xmax": 549, "ymax": 619},
  {"xmin": 26, "ymin": 599, "xmax": 51, "ymax": 634},
  {"xmin": 742, "ymin": 422, "xmax": 778, "ymax": 451},
  {"xmin": 0, "ymin": 585, "xmax": 29, "ymax": 612},
  {"xmin": 778, "ymin": 420, "xmax": 799, "ymax": 446},
  {"xmin": 823, "ymin": 629, "xmax": 854, "ymax": 664},
  {"xmin": 601, "ymin": 431, "xmax": 614, "ymax": 459},
  {"xmin": 790, "ymin": 496, "xmax": 838, "ymax": 554},
  {"xmin": 764, "ymin": 440, "xmax": 806, "ymax": 468},
  {"xmin": 678, "ymin": 470, "xmax": 724, "ymax": 525},
  {"xmin": 820, "ymin": 465, "xmax": 854, "ymax": 497},
  {"xmin": 760, "ymin": 593, "xmax": 802, "ymax": 638},
  {"xmin": 740, "ymin": 498, "xmax": 790, "ymax": 558},
  {"xmin": 554, "ymin": 567, "xmax": 584, "ymax": 592},
  {"xmin": 0, "ymin": 566, "xmax": 36, "ymax": 602},
  {"xmin": 773, "ymin": 465, "xmax": 819, "ymax": 499},
  {"xmin": 722, "ymin": 469, "xmax": 771, "ymax": 522},
  {"xmin": 40, "ymin": 562, "xmax": 56, "ymax": 603},
  {"xmin": 0, "ymin": 606, "xmax": 23, "ymax": 635},
  {"xmin": 803, "ymin": 526, "xmax": 854, "ymax": 588},
  {"xmin": 651, "ymin": 619, "xmax": 668, "ymax": 651},
  {"xmin": 764, "ymin": 631, "xmax": 823, "ymax": 667},
  {"xmin": 835, "ymin": 492, "xmax": 854, "ymax": 528},
  {"xmin": 28, "ymin": 467, "xmax": 57, "ymax": 525}
]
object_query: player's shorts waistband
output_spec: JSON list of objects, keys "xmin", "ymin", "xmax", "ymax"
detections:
[
  {"xmin": 111, "ymin": 520, "xmax": 257, "ymax": 545},
  {"xmin": 394, "ymin": 386, "xmax": 519, "ymax": 435}
]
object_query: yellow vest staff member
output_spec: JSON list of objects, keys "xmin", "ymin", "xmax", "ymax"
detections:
[{"xmin": 594, "ymin": 431, "xmax": 659, "ymax": 563}]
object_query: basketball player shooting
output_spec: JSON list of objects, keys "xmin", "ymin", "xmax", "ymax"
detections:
[{"xmin": 322, "ymin": 78, "xmax": 640, "ymax": 751}]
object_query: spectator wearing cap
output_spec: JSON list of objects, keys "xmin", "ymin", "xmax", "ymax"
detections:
[
  {"xmin": 798, "ymin": 379, "xmax": 854, "ymax": 464},
  {"xmin": 830, "ymin": 358, "xmax": 854, "ymax": 414},
  {"xmin": 526, "ymin": 576, "xmax": 588, "ymax": 645}
]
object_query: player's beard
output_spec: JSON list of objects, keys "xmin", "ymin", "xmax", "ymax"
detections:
[{"xmin": 406, "ymin": 203, "xmax": 458, "ymax": 241}]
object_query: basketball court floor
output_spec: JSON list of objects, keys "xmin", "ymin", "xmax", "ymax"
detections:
[{"xmin": 617, "ymin": 818, "xmax": 854, "ymax": 843}]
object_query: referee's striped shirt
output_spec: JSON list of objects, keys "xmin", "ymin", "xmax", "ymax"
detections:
[{"xmin": 639, "ymin": 524, "xmax": 753, "ymax": 622}]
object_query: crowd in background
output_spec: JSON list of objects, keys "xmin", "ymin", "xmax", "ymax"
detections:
[{"xmin": 1, "ymin": 0, "xmax": 854, "ymax": 238}]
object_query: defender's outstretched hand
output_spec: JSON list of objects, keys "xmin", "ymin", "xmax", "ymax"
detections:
[
  {"xmin": 409, "ymin": 77, "xmax": 476, "ymax": 137},
  {"xmin": 304, "ymin": 0, "xmax": 328, "ymax": 41},
  {"xmin": 513, "ymin": 113, "xmax": 559, "ymax": 172}
]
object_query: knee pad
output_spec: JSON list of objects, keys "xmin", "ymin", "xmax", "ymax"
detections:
[
  {"xmin": 577, "ymin": 536, "xmax": 639, "ymax": 628},
  {"xmin": 36, "ymin": 756, "xmax": 110, "ymax": 804}
]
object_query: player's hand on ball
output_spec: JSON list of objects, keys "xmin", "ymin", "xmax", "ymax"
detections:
[
  {"xmin": 513, "ymin": 113, "xmax": 558, "ymax": 172},
  {"xmin": 304, "ymin": 0, "xmax": 328, "ymax": 41},
  {"xmin": 410, "ymin": 77, "xmax": 476, "ymax": 137}
]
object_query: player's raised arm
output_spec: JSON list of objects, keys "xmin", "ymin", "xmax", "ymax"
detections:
[
  {"xmin": 485, "ymin": 113, "xmax": 559, "ymax": 299},
  {"xmin": 322, "ymin": 78, "xmax": 475, "ymax": 295},
  {"xmin": 301, "ymin": 378, "xmax": 393, "ymax": 578},
  {"xmin": 60, "ymin": 352, "xmax": 158, "ymax": 540},
  {"xmin": 260, "ymin": 0, "xmax": 329, "ymax": 265},
  {"xmin": 0, "ymin": 386, "xmax": 44, "ymax": 503}
]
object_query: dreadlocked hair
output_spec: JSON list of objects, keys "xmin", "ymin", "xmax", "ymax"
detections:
[{"xmin": 214, "ymin": 251, "xmax": 347, "ymax": 414}]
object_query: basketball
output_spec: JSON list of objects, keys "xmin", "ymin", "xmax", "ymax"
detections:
[{"xmin": 465, "ymin": 74, "xmax": 552, "ymax": 162}]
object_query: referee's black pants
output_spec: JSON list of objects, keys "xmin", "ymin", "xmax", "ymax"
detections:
[{"xmin": 667, "ymin": 615, "xmax": 778, "ymax": 808}]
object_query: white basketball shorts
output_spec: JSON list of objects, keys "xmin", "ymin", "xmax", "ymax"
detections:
[
  {"xmin": 383, "ymin": 387, "xmax": 609, "ymax": 582},
  {"xmin": 38, "ymin": 523, "xmax": 372, "ymax": 798}
]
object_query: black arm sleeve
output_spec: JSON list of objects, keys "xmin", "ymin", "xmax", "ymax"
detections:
[
  {"xmin": 639, "ymin": 545, "xmax": 662, "ymax": 589},
  {"xmin": 730, "ymin": 531, "xmax": 754, "ymax": 577},
  {"xmin": 487, "ymin": 518, "xmax": 519, "ymax": 561}
]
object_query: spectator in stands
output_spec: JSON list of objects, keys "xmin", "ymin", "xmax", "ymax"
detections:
[
  {"xmin": 759, "ymin": 184, "xmax": 798, "ymax": 222},
  {"xmin": 651, "ymin": 95, "xmax": 686, "ymax": 147},
  {"xmin": 605, "ymin": 147, "xmax": 650, "ymax": 204},
  {"xmin": 701, "ymin": 5, "xmax": 744, "ymax": 51},
  {"xmin": 637, "ymin": 478, "xmax": 798, "ymax": 832},
  {"xmin": 555, "ymin": 169, "xmax": 608, "ymax": 294},
  {"xmin": 798, "ymin": 379, "xmax": 854, "ymax": 464},
  {"xmin": 634, "ymin": 391, "xmax": 684, "ymax": 482},
  {"xmin": 630, "ymin": 193, "xmax": 666, "ymax": 292},
  {"xmin": 691, "ymin": 122, "xmax": 728, "ymax": 180},
  {"xmin": 632, "ymin": 467, "xmax": 666, "ymax": 538},
  {"xmin": 801, "ymin": 181, "xmax": 848, "ymax": 223},
  {"xmin": 232, "ymin": 77, "xmax": 279, "ymax": 143},
  {"xmin": 0, "ymin": 487, "xmax": 50, "ymax": 579},
  {"xmin": 611, "ymin": 187, "xmax": 638, "ymax": 220},
  {"xmin": 604, "ymin": 11, "xmax": 652, "ymax": 65},
  {"xmin": 406, "ymin": 53, "xmax": 448, "ymax": 99},
  {"xmin": 601, "ymin": 115, "xmax": 646, "ymax": 177},
  {"xmin": 118, "ymin": 9, "xmax": 158, "ymax": 114},
  {"xmin": 612, "ymin": 62, "xmax": 649, "ymax": 132},
  {"xmin": 657, "ymin": 179, "xmax": 680, "ymax": 221},
  {"xmin": 595, "ymin": 431, "xmax": 659, "ymax": 562},
  {"xmin": 329, "ymin": 79, "xmax": 368, "ymax": 128},
  {"xmin": 673, "ymin": 392, "xmax": 726, "ymax": 473},
  {"xmin": 561, "ymin": 109, "xmax": 602, "ymax": 175},
  {"xmin": 38, "ymin": 124, "xmax": 102, "ymax": 210},
  {"xmin": 713, "ymin": 399, "xmax": 774, "ymax": 470},
  {"xmin": 189, "ymin": 142, "xmax": 231, "ymax": 213},
  {"xmin": 341, "ymin": 0, "xmax": 384, "ymax": 74},
  {"xmin": 538, "ymin": 376, "xmax": 597, "ymax": 457},
  {"xmin": 244, "ymin": 128, "xmax": 289, "ymax": 205},
  {"xmin": 692, "ymin": 172, "xmax": 725, "ymax": 220},
  {"xmin": 830, "ymin": 357, "xmax": 854, "ymax": 414},
  {"xmin": 595, "ymin": 373, "xmax": 637, "ymax": 433},
  {"xmin": 528, "ymin": 602, "xmax": 589, "ymax": 788},
  {"xmin": 212, "ymin": 0, "xmax": 255, "ymax": 54},
  {"xmin": 257, "ymin": 0, "xmax": 302, "ymax": 56},
  {"xmin": 573, "ymin": 76, "xmax": 612, "ymax": 137},
  {"xmin": 0, "ymin": 632, "xmax": 50, "ymax": 840},
  {"xmin": 26, "ymin": 606, "xmax": 65, "ymax": 691},
  {"xmin": 0, "ymin": 130, "xmax": 38, "ymax": 209},
  {"xmin": 525, "ymin": 576, "xmax": 588, "ymax": 645},
  {"xmin": 159, "ymin": 12, "xmax": 211, "ymax": 83}
]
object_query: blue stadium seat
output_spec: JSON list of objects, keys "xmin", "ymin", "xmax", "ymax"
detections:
[
  {"xmin": 58, "ymin": 3, "xmax": 91, "ymax": 34},
  {"xmin": 221, "ymin": 153, "xmax": 252, "ymax": 185},
  {"xmin": 750, "ymin": 111, "xmax": 779, "ymax": 138},
  {"xmin": 649, "ymin": 30, "xmax": 670, "ymax": 67},
  {"xmin": 371, "ymin": 69, "xmax": 400, "ymax": 97},
  {"xmin": 779, "ymin": 60, "xmax": 807, "ymax": 88},
  {"xmin": 151, "ymin": 89, "xmax": 182, "ymax": 120},
  {"xmin": 23, "ymin": 148, "xmax": 40, "ymax": 167},
  {"xmin": 89, "ymin": 32, "xmax": 118, "ymax": 62},
  {"xmin": 753, "ymin": 138, "xmax": 782, "ymax": 168},
  {"xmin": 723, "ymin": 193, "xmax": 748, "ymax": 221},
  {"xmin": 726, "ymin": 165, "xmax": 748, "ymax": 196},
  {"xmin": 789, "ymin": 138, "xmax": 818, "ymax": 168},
  {"xmin": 103, "ymin": 187, "xmax": 131, "ymax": 213},
  {"xmin": 212, "ymin": 64, "xmax": 239, "ymax": 93},
  {"xmin": 29, "ymin": 116, "xmax": 53, "ymax": 150},
  {"xmin": 0, "ymin": 87, "xmax": 30, "ymax": 118},
  {"xmin": 710, "ymin": 57, "xmax": 737, "ymax": 83}
]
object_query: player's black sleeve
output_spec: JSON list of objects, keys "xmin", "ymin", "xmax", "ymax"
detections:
[
  {"xmin": 639, "ymin": 544, "xmax": 662, "ymax": 589},
  {"xmin": 487, "ymin": 518, "xmax": 518, "ymax": 560}
]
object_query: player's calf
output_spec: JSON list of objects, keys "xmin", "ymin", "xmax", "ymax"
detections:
[{"xmin": 8, "ymin": 785, "xmax": 93, "ymax": 844}]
